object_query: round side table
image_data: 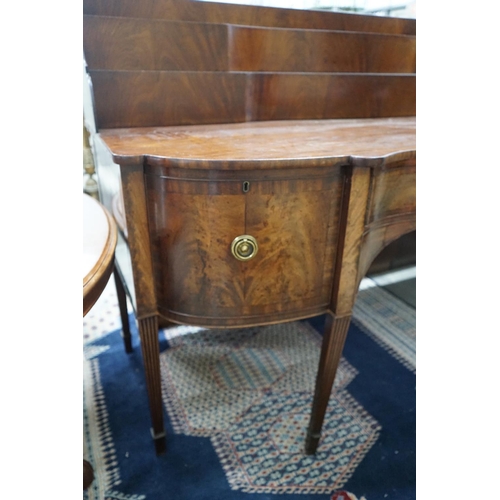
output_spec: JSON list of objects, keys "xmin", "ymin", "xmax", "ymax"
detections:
[
  {"xmin": 83, "ymin": 193, "xmax": 118, "ymax": 489},
  {"xmin": 83, "ymin": 193, "xmax": 118, "ymax": 316}
]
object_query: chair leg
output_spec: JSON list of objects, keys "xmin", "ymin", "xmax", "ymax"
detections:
[
  {"xmin": 113, "ymin": 265, "xmax": 132, "ymax": 353},
  {"xmin": 138, "ymin": 315, "xmax": 166, "ymax": 455},
  {"xmin": 305, "ymin": 314, "xmax": 351, "ymax": 455}
]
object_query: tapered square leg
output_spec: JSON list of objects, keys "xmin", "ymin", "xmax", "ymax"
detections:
[
  {"xmin": 114, "ymin": 265, "xmax": 133, "ymax": 353},
  {"xmin": 138, "ymin": 315, "xmax": 166, "ymax": 455},
  {"xmin": 305, "ymin": 314, "xmax": 351, "ymax": 455}
]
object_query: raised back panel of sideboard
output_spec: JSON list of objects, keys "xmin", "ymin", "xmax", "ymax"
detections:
[
  {"xmin": 88, "ymin": 70, "xmax": 415, "ymax": 129},
  {"xmin": 83, "ymin": 0, "xmax": 415, "ymax": 34},
  {"xmin": 83, "ymin": 11, "xmax": 416, "ymax": 130},
  {"xmin": 83, "ymin": 15, "xmax": 415, "ymax": 73}
]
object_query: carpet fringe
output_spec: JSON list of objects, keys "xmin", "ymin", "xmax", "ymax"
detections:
[
  {"xmin": 104, "ymin": 491, "xmax": 146, "ymax": 500},
  {"xmin": 87, "ymin": 358, "xmax": 122, "ymax": 490}
]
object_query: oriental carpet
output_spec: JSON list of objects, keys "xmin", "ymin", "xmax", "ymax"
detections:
[{"xmin": 83, "ymin": 281, "xmax": 415, "ymax": 500}]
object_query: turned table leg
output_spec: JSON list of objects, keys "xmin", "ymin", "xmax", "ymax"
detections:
[
  {"xmin": 83, "ymin": 459, "xmax": 94, "ymax": 490},
  {"xmin": 113, "ymin": 265, "xmax": 132, "ymax": 353},
  {"xmin": 305, "ymin": 313, "xmax": 351, "ymax": 455},
  {"xmin": 138, "ymin": 315, "xmax": 166, "ymax": 455}
]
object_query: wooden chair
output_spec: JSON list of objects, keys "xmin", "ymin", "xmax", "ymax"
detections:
[{"xmin": 83, "ymin": 0, "xmax": 415, "ymax": 456}]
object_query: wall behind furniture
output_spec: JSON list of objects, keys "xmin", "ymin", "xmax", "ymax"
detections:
[{"xmin": 198, "ymin": 0, "xmax": 416, "ymax": 18}]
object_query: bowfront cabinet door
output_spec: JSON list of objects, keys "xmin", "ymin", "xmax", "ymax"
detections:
[{"xmin": 145, "ymin": 166, "xmax": 344, "ymax": 327}]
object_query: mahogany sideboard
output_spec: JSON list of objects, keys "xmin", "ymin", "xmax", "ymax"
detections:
[{"xmin": 83, "ymin": 0, "xmax": 416, "ymax": 456}]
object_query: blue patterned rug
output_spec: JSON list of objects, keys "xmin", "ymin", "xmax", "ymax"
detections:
[{"xmin": 83, "ymin": 287, "xmax": 415, "ymax": 500}]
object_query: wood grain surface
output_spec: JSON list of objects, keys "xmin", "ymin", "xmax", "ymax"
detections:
[
  {"xmin": 119, "ymin": 164, "xmax": 158, "ymax": 319},
  {"xmin": 89, "ymin": 71, "xmax": 248, "ymax": 129},
  {"xmin": 84, "ymin": 15, "xmax": 230, "ymax": 71},
  {"xmin": 83, "ymin": 195, "xmax": 118, "ymax": 317},
  {"xmin": 229, "ymin": 26, "xmax": 415, "ymax": 73},
  {"xmin": 145, "ymin": 171, "xmax": 342, "ymax": 323},
  {"xmin": 366, "ymin": 158, "xmax": 416, "ymax": 225},
  {"xmin": 84, "ymin": 15, "xmax": 415, "ymax": 73},
  {"xmin": 90, "ymin": 71, "xmax": 415, "ymax": 129},
  {"xmin": 83, "ymin": 0, "xmax": 416, "ymax": 35},
  {"xmin": 98, "ymin": 117, "xmax": 416, "ymax": 167},
  {"xmin": 251, "ymin": 73, "xmax": 415, "ymax": 121}
]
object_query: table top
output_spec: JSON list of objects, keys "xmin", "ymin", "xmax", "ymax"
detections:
[
  {"xmin": 83, "ymin": 193, "xmax": 117, "ymax": 316},
  {"xmin": 99, "ymin": 117, "xmax": 416, "ymax": 169}
]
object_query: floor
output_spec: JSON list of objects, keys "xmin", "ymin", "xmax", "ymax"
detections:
[{"xmin": 365, "ymin": 266, "xmax": 416, "ymax": 309}]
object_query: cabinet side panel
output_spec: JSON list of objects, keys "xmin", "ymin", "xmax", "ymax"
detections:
[{"xmin": 367, "ymin": 160, "xmax": 416, "ymax": 225}]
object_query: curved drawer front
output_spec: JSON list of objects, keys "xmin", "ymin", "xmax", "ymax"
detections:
[{"xmin": 145, "ymin": 168, "xmax": 344, "ymax": 325}]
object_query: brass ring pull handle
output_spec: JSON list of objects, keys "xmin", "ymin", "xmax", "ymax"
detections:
[{"xmin": 231, "ymin": 235, "xmax": 258, "ymax": 261}]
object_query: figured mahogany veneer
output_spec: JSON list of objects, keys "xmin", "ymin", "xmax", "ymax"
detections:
[
  {"xmin": 99, "ymin": 118, "xmax": 415, "ymax": 165},
  {"xmin": 90, "ymin": 71, "xmax": 415, "ymax": 129},
  {"xmin": 83, "ymin": 0, "xmax": 415, "ymax": 35},
  {"xmin": 84, "ymin": 15, "xmax": 415, "ymax": 74}
]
